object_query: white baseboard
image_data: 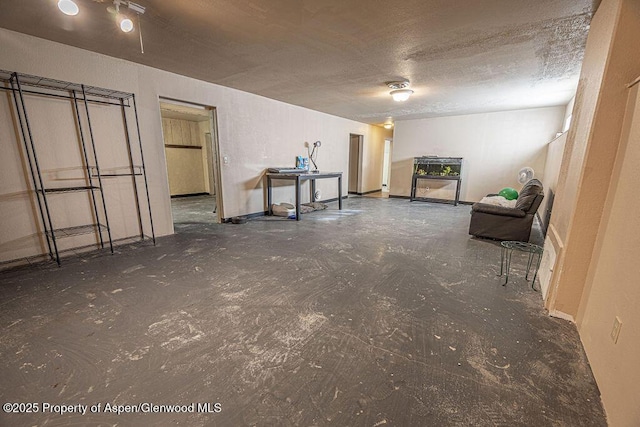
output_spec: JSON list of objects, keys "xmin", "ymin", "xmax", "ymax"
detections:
[{"xmin": 549, "ymin": 309, "xmax": 575, "ymax": 323}]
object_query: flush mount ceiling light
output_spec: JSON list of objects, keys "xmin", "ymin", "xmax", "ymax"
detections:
[
  {"xmin": 383, "ymin": 123, "xmax": 394, "ymax": 129},
  {"xmin": 58, "ymin": 0, "xmax": 79, "ymax": 16},
  {"xmin": 387, "ymin": 80, "xmax": 414, "ymax": 102},
  {"xmin": 391, "ymin": 89, "xmax": 413, "ymax": 102}
]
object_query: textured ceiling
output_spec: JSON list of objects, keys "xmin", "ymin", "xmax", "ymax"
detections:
[{"xmin": 0, "ymin": 0, "xmax": 600, "ymax": 125}]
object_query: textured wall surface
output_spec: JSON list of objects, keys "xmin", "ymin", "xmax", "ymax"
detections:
[
  {"xmin": 579, "ymin": 82, "xmax": 640, "ymax": 427},
  {"xmin": 390, "ymin": 107, "xmax": 564, "ymax": 202},
  {"xmin": 0, "ymin": 29, "xmax": 388, "ymax": 262},
  {"xmin": 547, "ymin": 0, "xmax": 640, "ymax": 319},
  {"xmin": 538, "ymin": 132, "xmax": 567, "ymax": 230}
]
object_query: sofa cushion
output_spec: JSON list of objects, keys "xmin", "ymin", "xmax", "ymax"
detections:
[
  {"xmin": 515, "ymin": 179, "xmax": 543, "ymax": 211},
  {"xmin": 479, "ymin": 195, "xmax": 517, "ymax": 208},
  {"xmin": 472, "ymin": 203, "xmax": 527, "ymax": 218}
]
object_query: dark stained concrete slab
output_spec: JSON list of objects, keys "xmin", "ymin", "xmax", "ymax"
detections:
[
  {"xmin": 171, "ymin": 195, "xmax": 217, "ymax": 227},
  {"xmin": 0, "ymin": 197, "xmax": 607, "ymax": 426}
]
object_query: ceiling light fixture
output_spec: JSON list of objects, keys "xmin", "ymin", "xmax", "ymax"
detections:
[
  {"xmin": 58, "ymin": 0, "xmax": 79, "ymax": 16},
  {"xmin": 383, "ymin": 123, "xmax": 394, "ymax": 129},
  {"xmin": 391, "ymin": 89, "xmax": 413, "ymax": 102},
  {"xmin": 387, "ymin": 80, "xmax": 414, "ymax": 102},
  {"xmin": 110, "ymin": 0, "xmax": 146, "ymax": 52},
  {"xmin": 120, "ymin": 17, "xmax": 134, "ymax": 32}
]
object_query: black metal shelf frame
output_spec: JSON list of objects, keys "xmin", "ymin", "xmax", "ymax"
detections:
[
  {"xmin": 45, "ymin": 224, "xmax": 108, "ymax": 238},
  {"xmin": 39, "ymin": 186, "xmax": 100, "ymax": 194},
  {"xmin": 1, "ymin": 69, "xmax": 155, "ymax": 265}
]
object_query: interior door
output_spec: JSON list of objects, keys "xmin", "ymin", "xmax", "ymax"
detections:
[{"xmin": 348, "ymin": 134, "xmax": 362, "ymax": 193}]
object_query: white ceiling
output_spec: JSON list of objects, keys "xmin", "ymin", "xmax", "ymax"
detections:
[{"xmin": 0, "ymin": 0, "xmax": 599, "ymax": 125}]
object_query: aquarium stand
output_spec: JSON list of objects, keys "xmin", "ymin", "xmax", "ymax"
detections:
[{"xmin": 410, "ymin": 156, "xmax": 463, "ymax": 206}]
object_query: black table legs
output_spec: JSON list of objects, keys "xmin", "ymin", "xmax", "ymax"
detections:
[
  {"xmin": 267, "ymin": 176, "xmax": 272, "ymax": 215},
  {"xmin": 338, "ymin": 175, "xmax": 342, "ymax": 209},
  {"xmin": 265, "ymin": 173, "xmax": 343, "ymax": 220},
  {"xmin": 295, "ymin": 175, "xmax": 301, "ymax": 221}
]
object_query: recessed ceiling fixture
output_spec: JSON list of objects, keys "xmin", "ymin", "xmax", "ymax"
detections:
[
  {"xmin": 57, "ymin": 0, "xmax": 79, "ymax": 16},
  {"xmin": 387, "ymin": 80, "xmax": 414, "ymax": 102}
]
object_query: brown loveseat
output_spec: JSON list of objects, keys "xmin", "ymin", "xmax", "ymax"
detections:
[{"xmin": 468, "ymin": 179, "xmax": 544, "ymax": 242}]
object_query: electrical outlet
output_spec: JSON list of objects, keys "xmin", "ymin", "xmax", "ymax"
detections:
[{"xmin": 610, "ymin": 316, "xmax": 622, "ymax": 344}]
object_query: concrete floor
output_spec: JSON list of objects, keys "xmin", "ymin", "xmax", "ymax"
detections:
[
  {"xmin": 171, "ymin": 195, "xmax": 218, "ymax": 228},
  {"xmin": 0, "ymin": 197, "xmax": 606, "ymax": 426}
]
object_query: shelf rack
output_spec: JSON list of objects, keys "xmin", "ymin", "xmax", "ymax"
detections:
[{"xmin": 0, "ymin": 70, "xmax": 155, "ymax": 265}]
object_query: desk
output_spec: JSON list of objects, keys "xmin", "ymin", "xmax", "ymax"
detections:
[
  {"xmin": 266, "ymin": 171, "xmax": 343, "ymax": 221},
  {"xmin": 498, "ymin": 241, "xmax": 543, "ymax": 290},
  {"xmin": 410, "ymin": 175, "xmax": 462, "ymax": 206}
]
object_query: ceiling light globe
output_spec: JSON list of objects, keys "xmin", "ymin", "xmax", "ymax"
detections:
[
  {"xmin": 58, "ymin": 0, "xmax": 79, "ymax": 16},
  {"xmin": 390, "ymin": 89, "xmax": 414, "ymax": 102},
  {"xmin": 120, "ymin": 18, "xmax": 134, "ymax": 33},
  {"xmin": 383, "ymin": 123, "xmax": 393, "ymax": 129}
]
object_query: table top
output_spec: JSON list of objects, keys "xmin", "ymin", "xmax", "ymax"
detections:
[
  {"xmin": 266, "ymin": 171, "xmax": 342, "ymax": 179},
  {"xmin": 500, "ymin": 241, "xmax": 543, "ymax": 253}
]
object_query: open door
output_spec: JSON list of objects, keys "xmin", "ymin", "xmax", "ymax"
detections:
[{"xmin": 348, "ymin": 134, "xmax": 363, "ymax": 194}]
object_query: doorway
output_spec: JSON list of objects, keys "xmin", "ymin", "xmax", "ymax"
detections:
[
  {"xmin": 382, "ymin": 138, "xmax": 392, "ymax": 193},
  {"xmin": 348, "ymin": 134, "xmax": 363, "ymax": 194},
  {"xmin": 159, "ymin": 100, "xmax": 222, "ymax": 229}
]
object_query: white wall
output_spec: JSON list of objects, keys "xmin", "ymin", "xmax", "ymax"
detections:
[
  {"xmin": 537, "ymin": 132, "xmax": 568, "ymax": 299},
  {"xmin": 0, "ymin": 29, "xmax": 386, "ymax": 262},
  {"xmin": 390, "ymin": 107, "xmax": 566, "ymax": 202},
  {"xmin": 543, "ymin": 1, "xmax": 640, "ymax": 423},
  {"xmin": 578, "ymin": 82, "xmax": 640, "ymax": 427},
  {"xmin": 539, "ymin": 132, "xmax": 567, "ymax": 229},
  {"xmin": 563, "ymin": 96, "xmax": 576, "ymax": 132}
]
